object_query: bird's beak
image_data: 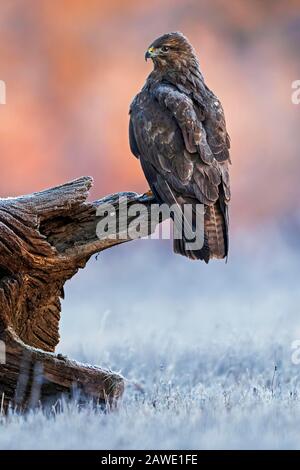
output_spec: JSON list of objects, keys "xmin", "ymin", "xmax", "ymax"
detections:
[{"xmin": 145, "ymin": 47, "xmax": 155, "ymax": 61}]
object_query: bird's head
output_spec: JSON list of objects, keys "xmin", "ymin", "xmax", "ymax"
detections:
[{"xmin": 145, "ymin": 32, "xmax": 197, "ymax": 71}]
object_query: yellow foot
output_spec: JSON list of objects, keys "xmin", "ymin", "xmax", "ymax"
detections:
[{"xmin": 145, "ymin": 189, "xmax": 153, "ymax": 197}]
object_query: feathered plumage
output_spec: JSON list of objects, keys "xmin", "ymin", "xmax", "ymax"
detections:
[{"xmin": 129, "ymin": 32, "xmax": 231, "ymax": 262}]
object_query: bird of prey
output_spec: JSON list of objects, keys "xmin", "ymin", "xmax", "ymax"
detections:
[{"xmin": 129, "ymin": 32, "xmax": 231, "ymax": 262}]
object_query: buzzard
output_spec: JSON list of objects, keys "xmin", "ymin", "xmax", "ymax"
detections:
[{"xmin": 129, "ymin": 32, "xmax": 231, "ymax": 262}]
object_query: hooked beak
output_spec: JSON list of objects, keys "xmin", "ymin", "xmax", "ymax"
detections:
[{"xmin": 145, "ymin": 46, "xmax": 155, "ymax": 61}]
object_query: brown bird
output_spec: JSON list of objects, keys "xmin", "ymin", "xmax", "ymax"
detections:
[{"xmin": 129, "ymin": 32, "xmax": 231, "ymax": 262}]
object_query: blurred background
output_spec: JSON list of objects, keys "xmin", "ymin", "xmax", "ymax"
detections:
[
  {"xmin": 0, "ymin": 0, "xmax": 299, "ymax": 332},
  {"xmin": 1, "ymin": 0, "xmax": 300, "ymax": 449},
  {"xmin": 0, "ymin": 0, "xmax": 299, "ymax": 228}
]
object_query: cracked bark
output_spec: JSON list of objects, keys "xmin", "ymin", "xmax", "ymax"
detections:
[{"xmin": 0, "ymin": 177, "xmax": 157, "ymax": 410}]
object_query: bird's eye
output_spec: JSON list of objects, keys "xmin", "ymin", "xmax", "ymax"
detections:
[{"xmin": 161, "ymin": 46, "xmax": 170, "ymax": 52}]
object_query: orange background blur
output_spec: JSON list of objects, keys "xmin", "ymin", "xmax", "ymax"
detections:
[{"xmin": 0, "ymin": 0, "xmax": 299, "ymax": 229}]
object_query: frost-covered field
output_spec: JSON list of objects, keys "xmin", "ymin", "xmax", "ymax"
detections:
[{"xmin": 1, "ymin": 228, "xmax": 300, "ymax": 449}]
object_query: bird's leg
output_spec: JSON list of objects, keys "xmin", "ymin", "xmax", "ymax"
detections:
[{"xmin": 145, "ymin": 189, "xmax": 153, "ymax": 197}]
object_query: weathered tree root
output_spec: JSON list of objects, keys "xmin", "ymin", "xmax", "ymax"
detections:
[{"xmin": 0, "ymin": 177, "xmax": 156, "ymax": 410}]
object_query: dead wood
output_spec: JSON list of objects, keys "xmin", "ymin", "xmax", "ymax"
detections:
[{"xmin": 0, "ymin": 177, "xmax": 157, "ymax": 409}]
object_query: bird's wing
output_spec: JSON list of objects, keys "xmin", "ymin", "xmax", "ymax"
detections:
[
  {"xmin": 130, "ymin": 88, "xmax": 193, "ymax": 199},
  {"xmin": 129, "ymin": 115, "xmax": 140, "ymax": 159},
  {"xmin": 129, "ymin": 84, "xmax": 231, "ymax": 260},
  {"xmin": 129, "ymin": 83, "xmax": 231, "ymax": 205},
  {"xmin": 204, "ymin": 94, "xmax": 231, "ymax": 164},
  {"xmin": 154, "ymin": 84, "xmax": 230, "ymax": 205},
  {"xmin": 153, "ymin": 84, "xmax": 214, "ymax": 164}
]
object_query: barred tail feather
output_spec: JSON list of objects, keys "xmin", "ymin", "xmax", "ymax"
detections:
[
  {"xmin": 205, "ymin": 202, "xmax": 227, "ymax": 259},
  {"xmin": 173, "ymin": 201, "xmax": 228, "ymax": 262}
]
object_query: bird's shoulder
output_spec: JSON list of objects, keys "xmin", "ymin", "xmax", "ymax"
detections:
[{"xmin": 129, "ymin": 82, "xmax": 154, "ymax": 113}]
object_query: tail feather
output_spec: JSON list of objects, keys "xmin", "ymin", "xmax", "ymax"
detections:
[
  {"xmin": 173, "ymin": 233, "xmax": 210, "ymax": 263},
  {"xmin": 142, "ymin": 171, "xmax": 229, "ymax": 263},
  {"xmin": 173, "ymin": 201, "xmax": 228, "ymax": 262},
  {"xmin": 205, "ymin": 203, "xmax": 226, "ymax": 259}
]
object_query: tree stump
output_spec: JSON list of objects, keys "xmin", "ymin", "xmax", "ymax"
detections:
[{"xmin": 0, "ymin": 177, "xmax": 157, "ymax": 410}]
